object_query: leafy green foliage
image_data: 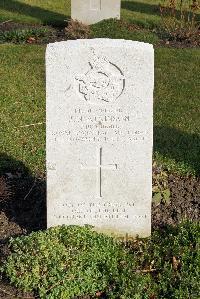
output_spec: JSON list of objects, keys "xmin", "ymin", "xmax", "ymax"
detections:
[
  {"xmin": 0, "ymin": 28, "xmax": 49, "ymax": 43},
  {"xmin": 1, "ymin": 223, "xmax": 199, "ymax": 299},
  {"xmin": 152, "ymin": 162, "xmax": 171, "ymax": 205},
  {"xmin": 145, "ymin": 222, "xmax": 200, "ymax": 298},
  {"xmin": 125, "ymin": 222, "xmax": 200, "ymax": 298},
  {"xmin": 1, "ymin": 225, "xmax": 152, "ymax": 299}
]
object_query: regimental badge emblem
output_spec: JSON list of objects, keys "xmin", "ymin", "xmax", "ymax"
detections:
[{"xmin": 75, "ymin": 54, "xmax": 125, "ymax": 104}]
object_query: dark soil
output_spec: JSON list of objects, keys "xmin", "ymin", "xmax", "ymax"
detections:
[
  {"xmin": 0, "ymin": 21, "xmax": 43, "ymax": 32},
  {"xmin": 152, "ymin": 174, "xmax": 200, "ymax": 227},
  {"xmin": 0, "ymin": 166, "xmax": 199, "ymax": 298},
  {"xmin": 158, "ymin": 38, "xmax": 200, "ymax": 48}
]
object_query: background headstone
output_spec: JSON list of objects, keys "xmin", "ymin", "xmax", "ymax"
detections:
[
  {"xmin": 46, "ymin": 39, "xmax": 154, "ymax": 238},
  {"xmin": 71, "ymin": 0, "xmax": 121, "ymax": 25}
]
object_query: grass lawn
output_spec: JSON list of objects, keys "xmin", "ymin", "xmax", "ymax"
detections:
[
  {"xmin": 0, "ymin": 0, "xmax": 70, "ymax": 26},
  {"xmin": 0, "ymin": 0, "xmax": 161, "ymax": 27},
  {"xmin": 0, "ymin": 45, "xmax": 45, "ymax": 174},
  {"xmin": 0, "ymin": 44, "xmax": 200, "ymax": 175}
]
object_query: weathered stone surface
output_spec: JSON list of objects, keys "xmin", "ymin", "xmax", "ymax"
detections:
[
  {"xmin": 46, "ymin": 39, "xmax": 154, "ymax": 238},
  {"xmin": 71, "ymin": 0, "xmax": 121, "ymax": 25}
]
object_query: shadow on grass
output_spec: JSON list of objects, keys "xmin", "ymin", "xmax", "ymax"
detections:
[
  {"xmin": 0, "ymin": 153, "xmax": 46, "ymax": 234},
  {"xmin": 121, "ymin": 0, "xmax": 160, "ymax": 16},
  {"xmin": 154, "ymin": 126, "xmax": 200, "ymax": 175},
  {"xmin": 122, "ymin": 0, "xmax": 200, "ymax": 21},
  {"xmin": 0, "ymin": 0, "xmax": 69, "ymax": 26}
]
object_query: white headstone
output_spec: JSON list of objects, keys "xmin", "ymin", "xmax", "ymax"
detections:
[
  {"xmin": 46, "ymin": 39, "xmax": 154, "ymax": 238},
  {"xmin": 71, "ymin": 0, "xmax": 121, "ymax": 25}
]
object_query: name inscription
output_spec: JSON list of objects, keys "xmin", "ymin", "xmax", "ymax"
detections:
[{"xmin": 52, "ymin": 107, "xmax": 147, "ymax": 143}]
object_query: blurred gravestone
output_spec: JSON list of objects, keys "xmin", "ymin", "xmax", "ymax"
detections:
[{"xmin": 71, "ymin": 0, "xmax": 121, "ymax": 25}]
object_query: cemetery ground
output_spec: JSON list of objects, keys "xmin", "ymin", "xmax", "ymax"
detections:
[
  {"xmin": 0, "ymin": 0, "xmax": 200, "ymax": 298},
  {"xmin": 0, "ymin": 0, "xmax": 162, "ymax": 28}
]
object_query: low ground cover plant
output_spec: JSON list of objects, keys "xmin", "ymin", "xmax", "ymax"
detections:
[
  {"xmin": 0, "ymin": 27, "xmax": 49, "ymax": 43},
  {"xmin": 1, "ymin": 222, "xmax": 199, "ymax": 299}
]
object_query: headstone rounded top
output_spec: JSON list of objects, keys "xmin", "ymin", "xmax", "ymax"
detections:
[{"xmin": 46, "ymin": 39, "xmax": 154, "ymax": 51}]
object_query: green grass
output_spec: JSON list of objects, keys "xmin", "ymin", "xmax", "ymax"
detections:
[
  {"xmin": 121, "ymin": 0, "xmax": 161, "ymax": 28},
  {"xmin": 0, "ymin": 0, "xmax": 199, "ymax": 30},
  {"xmin": 0, "ymin": 0, "xmax": 161, "ymax": 28},
  {"xmin": 154, "ymin": 48, "xmax": 200, "ymax": 175},
  {"xmin": 91, "ymin": 19, "xmax": 159, "ymax": 44},
  {"xmin": 0, "ymin": 45, "xmax": 45, "ymax": 174},
  {"xmin": 0, "ymin": 44, "xmax": 199, "ymax": 175},
  {"xmin": 0, "ymin": 0, "xmax": 70, "ymax": 26},
  {"xmin": 1, "ymin": 222, "xmax": 199, "ymax": 299}
]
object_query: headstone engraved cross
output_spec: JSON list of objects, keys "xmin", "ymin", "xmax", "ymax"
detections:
[
  {"xmin": 81, "ymin": 147, "xmax": 117, "ymax": 198},
  {"xmin": 46, "ymin": 39, "xmax": 154, "ymax": 238}
]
